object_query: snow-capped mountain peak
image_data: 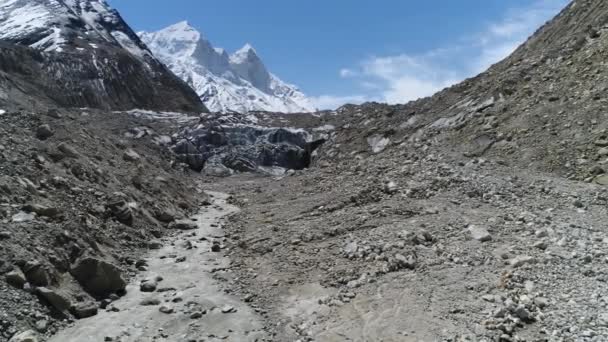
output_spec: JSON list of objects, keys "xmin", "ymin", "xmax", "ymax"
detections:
[
  {"xmin": 232, "ymin": 43, "xmax": 257, "ymax": 60},
  {"xmin": 138, "ymin": 20, "xmax": 201, "ymax": 58},
  {"xmin": 140, "ymin": 22, "xmax": 315, "ymax": 113}
]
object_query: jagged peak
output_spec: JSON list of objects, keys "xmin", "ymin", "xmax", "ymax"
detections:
[
  {"xmin": 230, "ymin": 43, "xmax": 260, "ymax": 65},
  {"xmin": 155, "ymin": 20, "xmax": 202, "ymax": 41}
]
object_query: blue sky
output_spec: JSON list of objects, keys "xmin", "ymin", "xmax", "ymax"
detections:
[{"xmin": 108, "ymin": 0, "xmax": 568, "ymax": 109}]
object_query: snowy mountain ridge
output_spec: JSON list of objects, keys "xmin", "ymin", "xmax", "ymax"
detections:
[
  {"xmin": 139, "ymin": 21, "xmax": 315, "ymax": 113},
  {"xmin": 0, "ymin": 0, "xmax": 151, "ymax": 59}
]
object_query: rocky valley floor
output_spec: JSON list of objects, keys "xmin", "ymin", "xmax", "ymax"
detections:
[
  {"xmin": 2, "ymin": 106, "xmax": 608, "ymax": 342},
  {"xmin": 206, "ymin": 151, "xmax": 608, "ymax": 342},
  {"xmin": 1, "ymin": 107, "xmax": 608, "ymax": 342}
]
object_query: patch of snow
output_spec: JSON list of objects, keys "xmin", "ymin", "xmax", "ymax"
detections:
[
  {"xmin": 0, "ymin": 109, "xmax": 6, "ymax": 115},
  {"xmin": 368, "ymin": 135, "xmax": 391, "ymax": 154},
  {"xmin": 111, "ymin": 30, "xmax": 150, "ymax": 60},
  {"xmin": 313, "ymin": 124, "xmax": 335, "ymax": 132},
  {"xmin": 139, "ymin": 23, "xmax": 315, "ymax": 114},
  {"xmin": 0, "ymin": 0, "xmax": 152, "ymax": 60},
  {"xmin": 119, "ymin": 109, "xmax": 199, "ymax": 124}
]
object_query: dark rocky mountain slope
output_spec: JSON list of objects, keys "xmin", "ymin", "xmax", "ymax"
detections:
[
  {"xmin": 0, "ymin": 0, "xmax": 206, "ymax": 112},
  {"xmin": 320, "ymin": 0, "xmax": 608, "ymax": 182}
]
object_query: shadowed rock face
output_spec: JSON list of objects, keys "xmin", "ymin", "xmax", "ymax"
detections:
[
  {"xmin": 0, "ymin": 43, "xmax": 206, "ymax": 112},
  {"xmin": 173, "ymin": 115, "xmax": 325, "ymax": 174}
]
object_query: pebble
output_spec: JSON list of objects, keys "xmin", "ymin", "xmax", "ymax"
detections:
[
  {"xmin": 140, "ymin": 280, "xmax": 157, "ymax": 292},
  {"xmin": 140, "ymin": 298, "xmax": 161, "ymax": 306},
  {"xmin": 510, "ymin": 255, "xmax": 535, "ymax": 268},
  {"xmin": 468, "ymin": 225, "xmax": 492, "ymax": 242},
  {"xmin": 159, "ymin": 305, "xmax": 174, "ymax": 314},
  {"xmin": 221, "ymin": 305, "xmax": 236, "ymax": 314}
]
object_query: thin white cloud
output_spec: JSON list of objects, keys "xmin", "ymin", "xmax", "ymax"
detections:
[
  {"xmin": 322, "ymin": 0, "xmax": 568, "ymax": 108},
  {"xmin": 471, "ymin": 0, "xmax": 568, "ymax": 72},
  {"xmin": 339, "ymin": 68, "xmax": 356, "ymax": 78}
]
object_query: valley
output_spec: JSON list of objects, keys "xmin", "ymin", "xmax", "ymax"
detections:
[{"xmin": 1, "ymin": 0, "xmax": 608, "ymax": 341}]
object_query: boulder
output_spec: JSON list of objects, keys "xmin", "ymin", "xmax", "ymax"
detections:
[
  {"xmin": 123, "ymin": 149, "xmax": 141, "ymax": 162},
  {"xmin": 140, "ymin": 280, "xmax": 157, "ymax": 292},
  {"xmin": 154, "ymin": 208, "xmax": 176, "ymax": 223},
  {"xmin": 23, "ymin": 261, "xmax": 50, "ymax": 287},
  {"xmin": 57, "ymin": 143, "xmax": 79, "ymax": 158},
  {"xmin": 36, "ymin": 287, "xmax": 71, "ymax": 313},
  {"xmin": 595, "ymin": 174, "xmax": 608, "ymax": 186},
  {"xmin": 70, "ymin": 258, "xmax": 126, "ymax": 297},
  {"xmin": 35, "ymin": 125, "xmax": 53, "ymax": 140},
  {"xmin": 468, "ymin": 225, "xmax": 492, "ymax": 242},
  {"xmin": 169, "ymin": 219, "xmax": 198, "ymax": 230},
  {"xmin": 71, "ymin": 302, "xmax": 98, "ymax": 319},
  {"xmin": 5, "ymin": 269, "xmax": 26, "ymax": 288},
  {"xmin": 107, "ymin": 199, "xmax": 133, "ymax": 226},
  {"xmin": 8, "ymin": 330, "xmax": 38, "ymax": 342},
  {"xmin": 25, "ymin": 204, "xmax": 61, "ymax": 218}
]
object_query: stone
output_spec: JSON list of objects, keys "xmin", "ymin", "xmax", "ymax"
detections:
[
  {"xmin": 394, "ymin": 254, "xmax": 416, "ymax": 270},
  {"xmin": 36, "ymin": 287, "xmax": 71, "ymax": 313},
  {"xmin": 595, "ymin": 174, "xmax": 608, "ymax": 186},
  {"xmin": 140, "ymin": 280, "xmax": 157, "ymax": 292},
  {"xmin": 159, "ymin": 305, "xmax": 174, "ymax": 314},
  {"xmin": 383, "ymin": 181, "xmax": 398, "ymax": 194},
  {"xmin": 27, "ymin": 204, "xmax": 60, "ymax": 218},
  {"xmin": 12, "ymin": 212, "xmax": 35, "ymax": 223},
  {"xmin": 211, "ymin": 242, "xmax": 221, "ymax": 252},
  {"xmin": 34, "ymin": 320, "xmax": 48, "ymax": 333},
  {"xmin": 140, "ymin": 298, "xmax": 161, "ymax": 306},
  {"xmin": 510, "ymin": 255, "xmax": 536, "ymax": 268},
  {"xmin": 0, "ymin": 231, "xmax": 10, "ymax": 239},
  {"xmin": 514, "ymin": 305, "xmax": 533, "ymax": 321},
  {"xmin": 154, "ymin": 209, "xmax": 176, "ymax": 223},
  {"xmin": 57, "ymin": 143, "xmax": 79, "ymax": 158},
  {"xmin": 533, "ymin": 240, "xmax": 549, "ymax": 250},
  {"xmin": 595, "ymin": 139, "xmax": 608, "ymax": 147},
  {"xmin": 6, "ymin": 269, "xmax": 27, "ymax": 288},
  {"xmin": 190, "ymin": 311, "xmax": 204, "ymax": 319},
  {"xmin": 36, "ymin": 125, "xmax": 53, "ymax": 140},
  {"xmin": 71, "ymin": 302, "xmax": 98, "ymax": 319},
  {"xmin": 468, "ymin": 225, "xmax": 492, "ymax": 242},
  {"xmin": 534, "ymin": 297, "xmax": 549, "ymax": 309},
  {"xmin": 221, "ymin": 305, "xmax": 236, "ymax": 314},
  {"xmin": 8, "ymin": 330, "xmax": 38, "ymax": 342},
  {"xmin": 107, "ymin": 199, "xmax": 133, "ymax": 226},
  {"xmin": 122, "ymin": 149, "xmax": 141, "ymax": 162},
  {"xmin": 23, "ymin": 261, "xmax": 50, "ymax": 287},
  {"xmin": 169, "ymin": 219, "xmax": 197, "ymax": 230},
  {"xmin": 70, "ymin": 257, "xmax": 126, "ymax": 297}
]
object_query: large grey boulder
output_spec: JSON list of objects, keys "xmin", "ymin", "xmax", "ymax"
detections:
[
  {"xmin": 5, "ymin": 269, "xmax": 26, "ymax": 289},
  {"xmin": 36, "ymin": 287, "xmax": 71, "ymax": 313},
  {"xmin": 23, "ymin": 261, "xmax": 50, "ymax": 287},
  {"xmin": 70, "ymin": 258, "xmax": 126, "ymax": 297},
  {"xmin": 9, "ymin": 330, "xmax": 37, "ymax": 342}
]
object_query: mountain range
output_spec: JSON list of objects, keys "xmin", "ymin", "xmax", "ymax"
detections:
[{"xmin": 139, "ymin": 21, "xmax": 316, "ymax": 113}]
